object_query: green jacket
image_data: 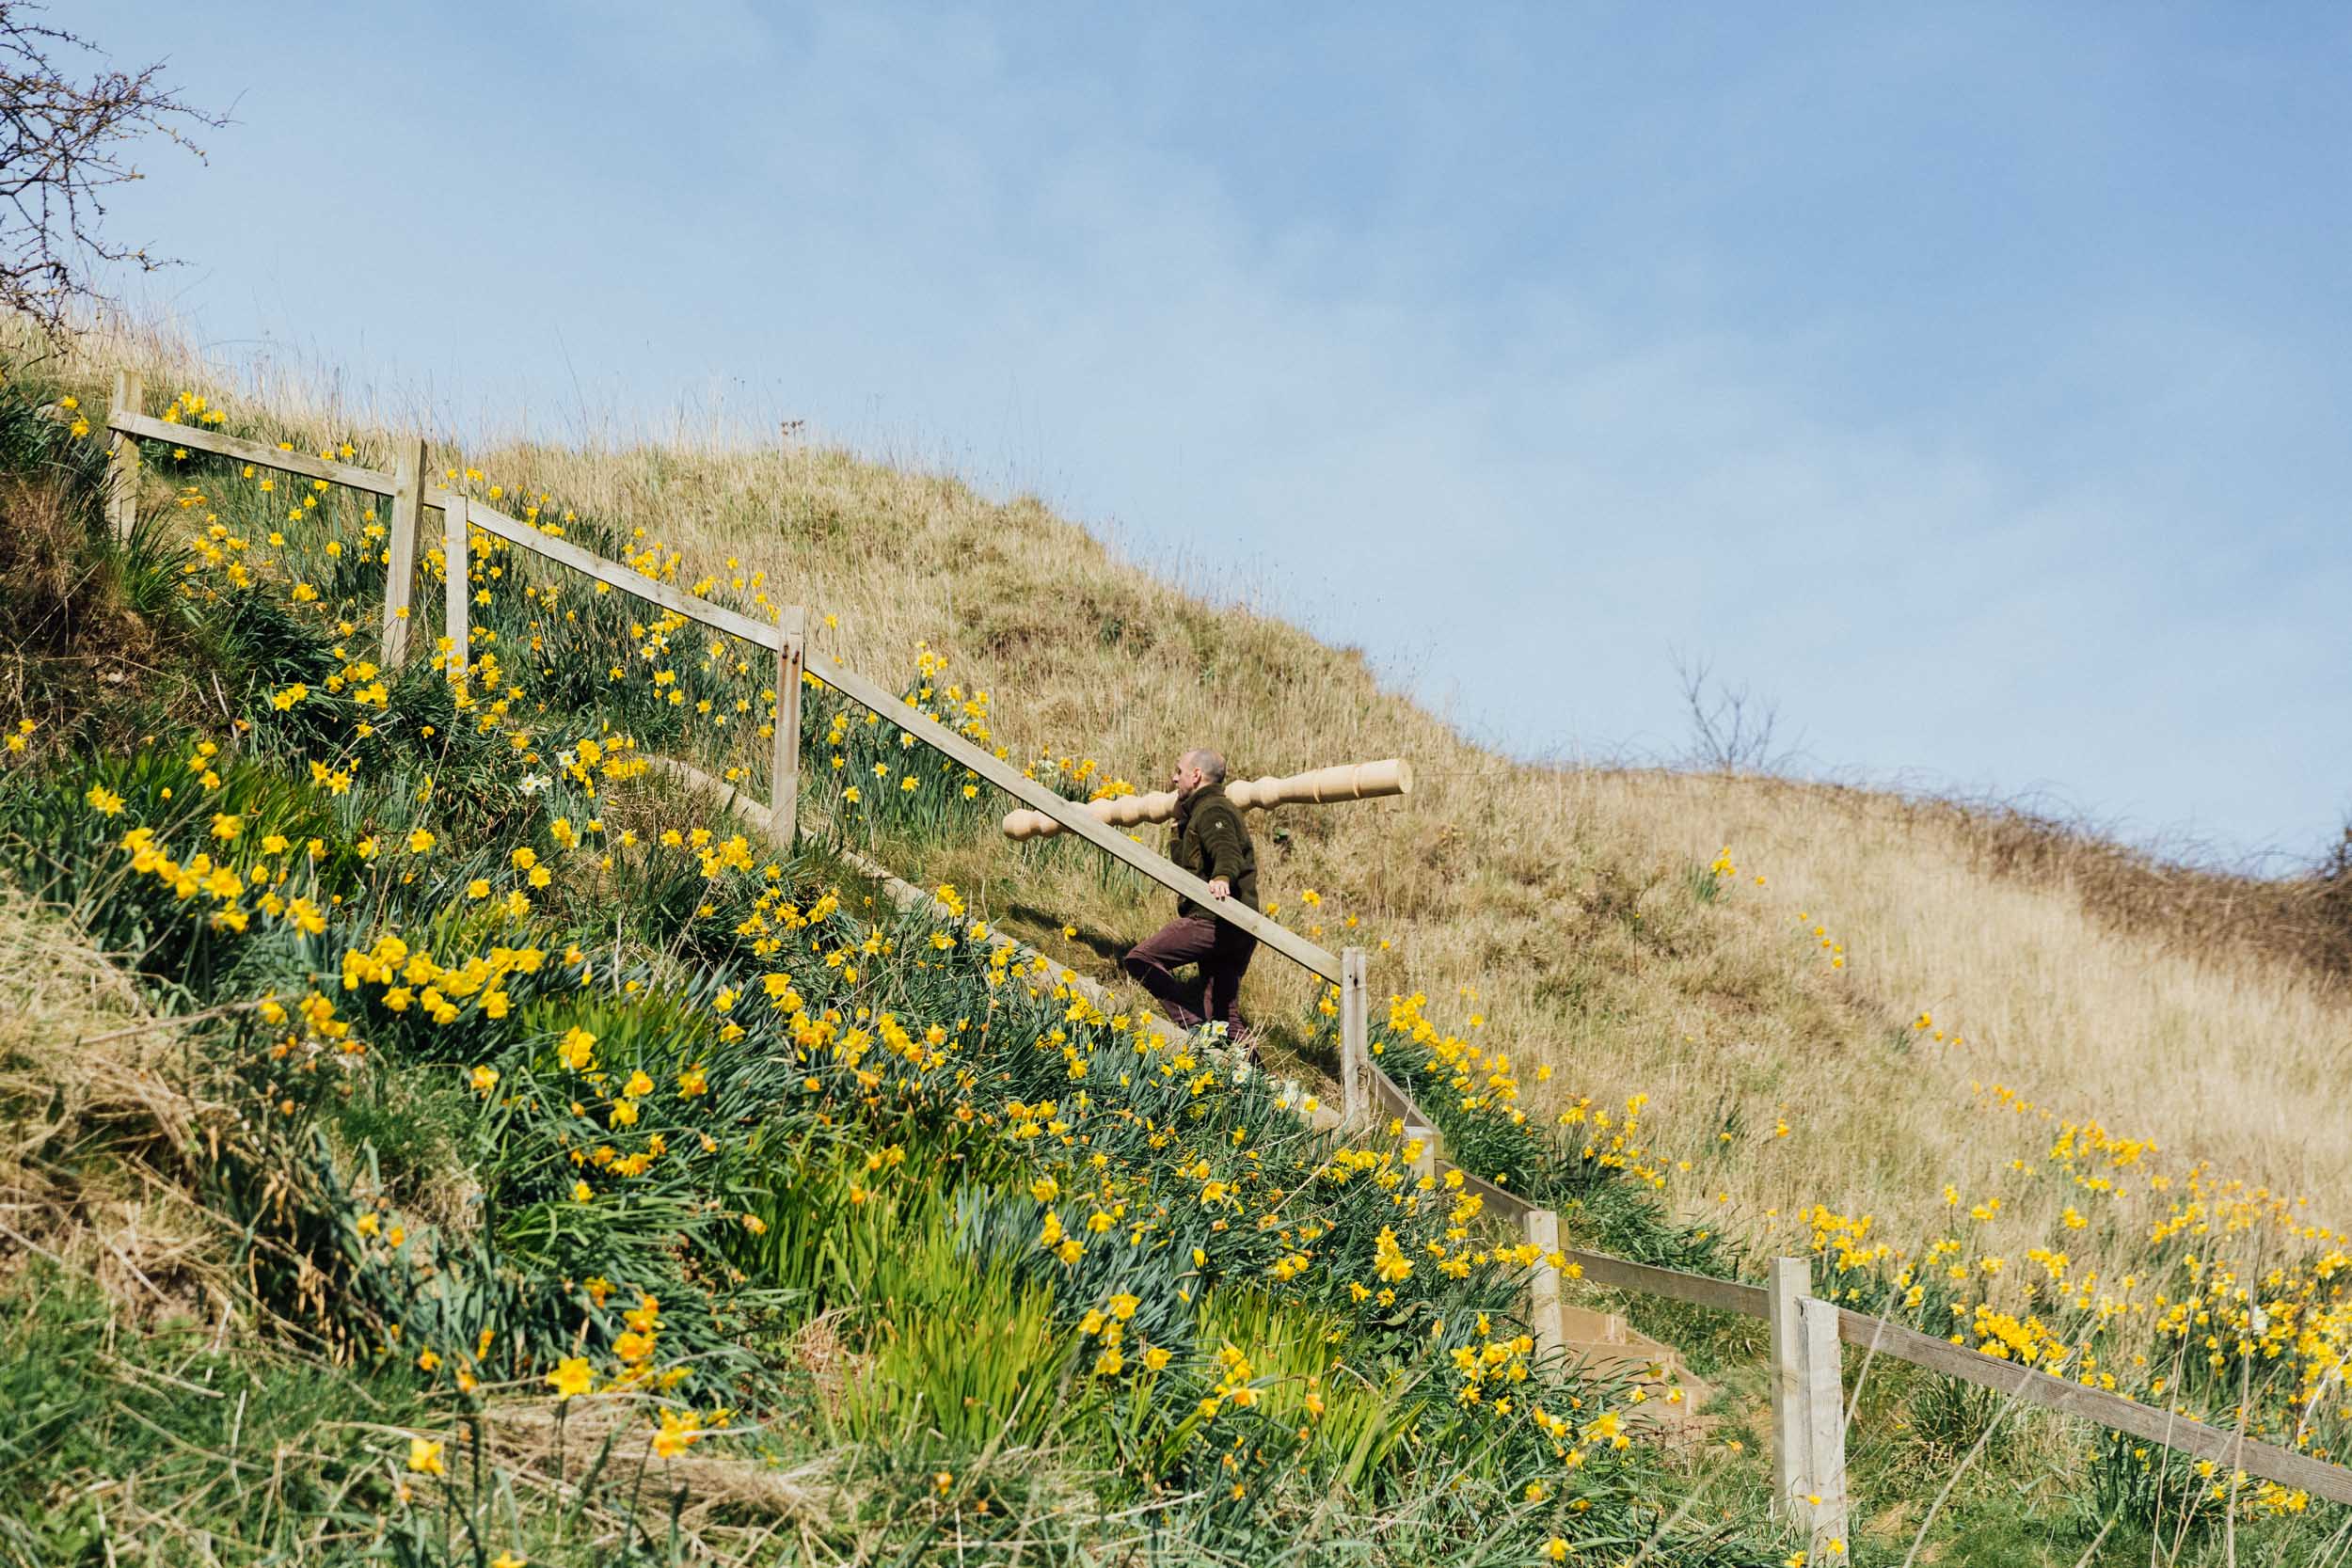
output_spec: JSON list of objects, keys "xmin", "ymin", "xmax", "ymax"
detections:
[{"xmin": 1171, "ymin": 784, "xmax": 1258, "ymax": 919}]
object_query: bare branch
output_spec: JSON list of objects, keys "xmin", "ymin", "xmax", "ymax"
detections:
[
  {"xmin": 2317, "ymin": 813, "xmax": 2352, "ymax": 981},
  {"xmin": 0, "ymin": 4, "xmax": 225, "ymax": 335},
  {"xmin": 1673, "ymin": 649, "xmax": 1801, "ymax": 775}
]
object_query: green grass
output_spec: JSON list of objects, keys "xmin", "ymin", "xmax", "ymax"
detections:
[{"xmin": 0, "ymin": 1270, "xmax": 423, "ymax": 1566}]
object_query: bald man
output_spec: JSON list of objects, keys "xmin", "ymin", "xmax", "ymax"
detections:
[{"xmin": 1121, "ymin": 747, "xmax": 1259, "ymax": 1032}]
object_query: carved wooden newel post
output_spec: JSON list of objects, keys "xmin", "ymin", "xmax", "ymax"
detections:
[
  {"xmin": 772, "ymin": 605, "xmax": 805, "ymax": 844},
  {"xmin": 1003, "ymin": 758, "xmax": 1413, "ymax": 840}
]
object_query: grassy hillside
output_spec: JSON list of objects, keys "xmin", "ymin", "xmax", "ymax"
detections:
[
  {"xmin": 421, "ymin": 352, "xmax": 2352, "ymax": 1259},
  {"xmin": 1, "ymin": 318, "xmax": 2346, "ymax": 1563}
]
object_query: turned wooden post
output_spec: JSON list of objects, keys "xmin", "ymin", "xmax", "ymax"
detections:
[
  {"xmin": 1003, "ymin": 756, "xmax": 1413, "ymax": 840},
  {"xmin": 772, "ymin": 604, "xmax": 805, "ymax": 844},
  {"xmin": 107, "ymin": 370, "xmax": 143, "ymax": 543},
  {"xmin": 441, "ymin": 492, "xmax": 469, "ymax": 679},
  {"xmin": 382, "ymin": 438, "xmax": 425, "ymax": 668}
]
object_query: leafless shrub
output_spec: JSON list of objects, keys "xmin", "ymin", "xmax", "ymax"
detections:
[
  {"xmin": 1675, "ymin": 652, "xmax": 1801, "ymax": 775},
  {"xmin": 0, "ymin": 5, "xmax": 225, "ymax": 335},
  {"xmin": 1879, "ymin": 786, "xmax": 2352, "ymax": 990},
  {"xmin": 2316, "ymin": 815, "xmax": 2352, "ymax": 981}
]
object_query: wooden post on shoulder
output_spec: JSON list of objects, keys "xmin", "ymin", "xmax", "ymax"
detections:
[
  {"xmin": 1798, "ymin": 1293, "xmax": 1851, "ymax": 1552},
  {"xmin": 382, "ymin": 438, "xmax": 425, "ymax": 668},
  {"xmin": 1768, "ymin": 1257, "xmax": 1811, "ymax": 1521},
  {"xmin": 1339, "ymin": 945, "xmax": 1369, "ymax": 1129},
  {"xmin": 1523, "ymin": 1207, "xmax": 1567, "ymax": 1360},
  {"xmin": 441, "ymin": 492, "xmax": 469, "ymax": 681},
  {"xmin": 107, "ymin": 370, "xmax": 143, "ymax": 543},
  {"xmin": 772, "ymin": 604, "xmax": 805, "ymax": 845}
]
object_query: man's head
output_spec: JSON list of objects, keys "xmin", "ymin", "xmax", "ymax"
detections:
[{"xmin": 1172, "ymin": 747, "xmax": 1227, "ymax": 799}]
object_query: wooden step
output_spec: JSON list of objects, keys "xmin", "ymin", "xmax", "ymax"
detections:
[
  {"xmin": 1561, "ymin": 1328, "xmax": 1718, "ymax": 1441},
  {"xmin": 1559, "ymin": 1306, "xmax": 1629, "ymax": 1344},
  {"xmin": 1277, "ymin": 1072, "xmax": 1714, "ymax": 1438}
]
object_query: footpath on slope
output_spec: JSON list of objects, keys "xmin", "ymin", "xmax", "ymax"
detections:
[{"xmin": 649, "ymin": 754, "xmax": 1718, "ymax": 1434}]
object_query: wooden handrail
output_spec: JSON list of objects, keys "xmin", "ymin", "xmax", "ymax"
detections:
[
  {"xmin": 105, "ymin": 404, "xmax": 1340, "ymax": 983},
  {"xmin": 1830, "ymin": 1307, "xmax": 2352, "ymax": 1506},
  {"xmin": 807, "ymin": 651, "xmax": 1342, "ymax": 982},
  {"xmin": 447, "ymin": 492, "xmax": 785, "ymax": 651},
  {"xmin": 1546, "ymin": 1239, "xmax": 2352, "ymax": 1505},
  {"xmin": 111, "ymin": 408, "xmax": 400, "ymax": 496}
]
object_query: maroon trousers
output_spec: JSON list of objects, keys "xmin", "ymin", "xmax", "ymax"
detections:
[{"xmin": 1122, "ymin": 912, "xmax": 1257, "ymax": 1029}]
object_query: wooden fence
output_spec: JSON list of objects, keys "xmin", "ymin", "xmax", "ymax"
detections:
[{"xmin": 101, "ymin": 374, "xmax": 2352, "ymax": 1548}]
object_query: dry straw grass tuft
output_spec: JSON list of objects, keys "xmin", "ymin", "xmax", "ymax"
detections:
[
  {"xmin": 478, "ymin": 1398, "xmax": 846, "ymax": 1537},
  {"xmin": 0, "ymin": 891, "xmax": 229, "ymax": 1320},
  {"xmin": 1931, "ymin": 790, "xmax": 2352, "ymax": 986}
]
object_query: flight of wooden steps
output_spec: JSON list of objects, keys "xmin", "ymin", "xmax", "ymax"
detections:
[
  {"xmin": 1285, "ymin": 1089, "xmax": 1714, "ymax": 1436},
  {"xmin": 1558, "ymin": 1304, "xmax": 1717, "ymax": 1439},
  {"xmin": 653, "ymin": 761, "xmax": 1717, "ymax": 1443}
]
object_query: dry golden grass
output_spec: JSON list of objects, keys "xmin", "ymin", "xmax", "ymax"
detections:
[
  {"xmin": 1564, "ymin": 773, "xmax": 2351, "ymax": 1257},
  {"xmin": 0, "ymin": 890, "xmax": 230, "ymax": 1321},
  {"xmin": 55, "ymin": 317, "xmax": 2352, "ymax": 1291}
]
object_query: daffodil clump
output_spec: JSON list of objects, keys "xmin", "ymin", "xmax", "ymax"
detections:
[
  {"xmin": 1784, "ymin": 1083, "xmax": 2352, "ymax": 1514},
  {"xmin": 1689, "ymin": 848, "xmax": 2352, "ymax": 1522},
  {"xmin": 0, "ymin": 372, "xmax": 1798, "ymax": 1565},
  {"xmin": 1351, "ymin": 988, "xmax": 1735, "ymax": 1275}
]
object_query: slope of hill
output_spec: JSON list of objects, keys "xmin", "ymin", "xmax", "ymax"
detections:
[
  {"xmin": 2, "ymin": 318, "xmax": 2345, "ymax": 1564},
  {"xmin": 476, "ymin": 360, "xmax": 2352, "ymax": 1258}
]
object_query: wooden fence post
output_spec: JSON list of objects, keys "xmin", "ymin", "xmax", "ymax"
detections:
[
  {"xmin": 442, "ymin": 492, "xmax": 469, "ymax": 680},
  {"xmin": 772, "ymin": 604, "xmax": 805, "ymax": 844},
  {"xmin": 1523, "ymin": 1207, "xmax": 1566, "ymax": 1360},
  {"xmin": 107, "ymin": 370, "xmax": 143, "ymax": 542},
  {"xmin": 1797, "ymin": 1292, "xmax": 1851, "ymax": 1552},
  {"xmin": 1339, "ymin": 945, "xmax": 1368, "ymax": 1128},
  {"xmin": 382, "ymin": 438, "xmax": 425, "ymax": 668},
  {"xmin": 1768, "ymin": 1256, "xmax": 1810, "ymax": 1521}
]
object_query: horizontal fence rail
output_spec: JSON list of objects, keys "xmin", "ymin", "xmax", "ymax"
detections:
[
  {"xmin": 102, "ymin": 384, "xmax": 2352, "ymax": 1542},
  {"xmin": 455, "ymin": 496, "xmax": 785, "ymax": 650},
  {"xmin": 1534, "ymin": 1245, "xmax": 2352, "ymax": 1505},
  {"xmin": 1829, "ymin": 1307, "xmax": 2352, "ymax": 1506},
  {"xmin": 106, "ymin": 399, "xmax": 1336, "ymax": 984},
  {"xmin": 110, "ymin": 404, "xmax": 403, "ymax": 496}
]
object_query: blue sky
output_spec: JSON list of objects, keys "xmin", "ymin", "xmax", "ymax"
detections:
[{"xmin": 80, "ymin": 2, "xmax": 2352, "ymax": 863}]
